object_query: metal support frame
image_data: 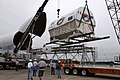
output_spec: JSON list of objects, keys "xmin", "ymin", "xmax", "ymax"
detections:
[
  {"xmin": 42, "ymin": 31, "xmax": 109, "ymax": 63},
  {"xmin": 29, "ymin": 43, "xmax": 97, "ymax": 64},
  {"xmin": 105, "ymin": 0, "xmax": 120, "ymax": 44}
]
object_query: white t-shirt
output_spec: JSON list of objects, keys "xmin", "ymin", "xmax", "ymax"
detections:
[
  {"xmin": 28, "ymin": 62, "xmax": 33, "ymax": 68},
  {"xmin": 16, "ymin": 61, "xmax": 19, "ymax": 65}
]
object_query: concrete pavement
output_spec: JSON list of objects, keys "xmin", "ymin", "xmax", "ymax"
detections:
[{"xmin": 0, "ymin": 67, "xmax": 120, "ymax": 80}]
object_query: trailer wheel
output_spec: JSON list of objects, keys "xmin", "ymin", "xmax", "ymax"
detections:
[
  {"xmin": 81, "ymin": 69, "xmax": 88, "ymax": 76},
  {"xmin": 6, "ymin": 65, "xmax": 10, "ymax": 69},
  {"xmin": 64, "ymin": 68, "xmax": 70, "ymax": 75},
  {"xmin": 72, "ymin": 69, "xmax": 78, "ymax": 75},
  {"xmin": 0, "ymin": 65, "xmax": 3, "ymax": 69}
]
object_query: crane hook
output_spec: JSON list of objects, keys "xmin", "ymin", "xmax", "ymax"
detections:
[
  {"xmin": 57, "ymin": 0, "xmax": 60, "ymax": 18},
  {"xmin": 57, "ymin": 9, "xmax": 60, "ymax": 18}
]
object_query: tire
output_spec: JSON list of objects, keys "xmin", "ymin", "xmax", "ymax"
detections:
[
  {"xmin": 0, "ymin": 65, "xmax": 3, "ymax": 69},
  {"xmin": 5, "ymin": 65, "xmax": 10, "ymax": 69},
  {"xmin": 81, "ymin": 69, "xmax": 88, "ymax": 76},
  {"xmin": 64, "ymin": 68, "xmax": 70, "ymax": 75},
  {"xmin": 72, "ymin": 69, "xmax": 78, "ymax": 75}
]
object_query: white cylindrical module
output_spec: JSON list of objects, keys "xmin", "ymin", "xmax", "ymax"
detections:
[
  {"xmin": 48, "ymin": 7, "xmax": 96, "ymax": 41},
  {"xmin": 0, "ymin": 18, "xmax": 33, "ymax": 53}
]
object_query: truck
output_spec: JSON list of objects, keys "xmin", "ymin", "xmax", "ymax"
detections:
[
  {"xmin": 63, "ymin": 61, "xmax": 120, "ymax": 76},
  {"xmin": 0, "ymin": 55, "xmax": 28, "ymax": 70}
]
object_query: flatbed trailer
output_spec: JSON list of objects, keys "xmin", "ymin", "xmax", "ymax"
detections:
[
  {"xmin": 0, "ymin": 57, "xmax": 28, "ymax": 70},
  {"xmin": 63, "ymin": 64, "xmax": 120, "ymax": 76},
  {"xmin": 0, "ymin": 61, "xmax": 16, "ymax": 69},
  {"xmin": 0, "ymin": 61, "xmax": 28, "ymax": 70}
]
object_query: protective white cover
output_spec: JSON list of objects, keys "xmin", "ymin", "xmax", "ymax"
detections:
[{"xmin": 49, "ymin": 7, "xmax": 96, "ymax": 40}]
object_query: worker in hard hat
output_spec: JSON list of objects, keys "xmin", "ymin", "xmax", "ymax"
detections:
[
  {"xmin": 50, "ymin": 60, "xmax": 56, "ymax": 75},
  {"xmin": 38, "ymin": 57, "xmax": 46, "ymax": 80},
  {"xmin": 15, "ymin": 59, "xmax": 19, "ymax": 71},
  {"xmin": 33, "ymin": 58, "xmax": 38, "ymax": 76},
  {"xmin": 56, "ymin": 60, "xmax": 62, "ymax": 78},
  {"xmin": 27, "ymin": 59, "xmax": 33, "ymax": 80}
]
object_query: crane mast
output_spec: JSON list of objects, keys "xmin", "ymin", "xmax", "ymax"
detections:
[{"xmin": 105, "ymin": 0, "xmax": 120, "ymax": 44}]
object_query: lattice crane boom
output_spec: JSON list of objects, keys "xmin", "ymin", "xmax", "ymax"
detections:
[{"xmin": 105, "ymin": 0, "xmax": 120, "ymax": 44}]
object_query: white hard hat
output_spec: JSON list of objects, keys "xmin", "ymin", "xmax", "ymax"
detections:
[
  {"xmin": 29, "ymin": 59, "xmax": 32, "ymax": 61},
  {"xmin": 58, "ymin": 60, "xmax": 61, "ymax": 63},
  {"xmin": 41, "ymin": 56, "xmax": 44, "ymax": 59},
  {"xmin": 34, "ymin": 59, "xmax": 37, "ymax": 60},
  {"xmin": 73, "ymin": 59, "xmax": 76, "ymax": 61}
]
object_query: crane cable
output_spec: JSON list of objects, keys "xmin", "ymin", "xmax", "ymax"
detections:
[{"xmin": 57, "ymin": 0, "xmax": 60, "ymax": 18}]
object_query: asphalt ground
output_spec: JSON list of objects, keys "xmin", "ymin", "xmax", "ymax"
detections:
[{"xmin": 0, "ymin": 67, "xmax": 120, "ymax": 80}]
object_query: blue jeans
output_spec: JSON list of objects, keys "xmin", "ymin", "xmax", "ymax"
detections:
[
  {"xmin": 57, "ymin": 70, "xmax": 61, "ymax": 78},
  {"xmin": 28, "ymin": 68, "xmax": 33, "ymax": 80},
  {"xmin": 33, "ymin": 66, "xmax": 38, "ymax": 76}
]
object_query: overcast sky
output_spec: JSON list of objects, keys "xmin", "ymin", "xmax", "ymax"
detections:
[{"xmin": 0, "ymin": 0, "xmax": 120, "ymax": 61}]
